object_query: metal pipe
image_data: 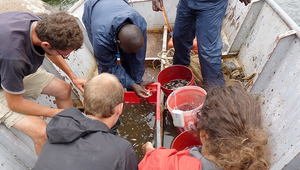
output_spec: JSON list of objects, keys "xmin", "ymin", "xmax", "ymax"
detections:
[
  {"xmin": 265, "ymin": 0, "xmax": 300, "ymax": 38},
  {"xmin": 162, "ymin": 25, "xmax": 168, "ymax": 51}
]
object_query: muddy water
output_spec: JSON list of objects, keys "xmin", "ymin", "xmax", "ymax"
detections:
[
  {"xmin": 163, "ymin": 110, "xmax": 179, "ymax": 148},
  {"xmin": 176, "ymin": 103, "xmax": 199, "ymax": 111},
  {"xmin": 118, "ymin": 101, "xmax": 156, "ymax": 162}
]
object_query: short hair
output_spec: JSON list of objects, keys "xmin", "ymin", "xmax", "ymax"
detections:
[
  {"xmin": 118, "ymin": 24, "xmax": 144, "ymax": 53},
  {"xmin": 35, "ymin": 11, "xmax": 83, "ymax": 51},
  {"xmin": 83, "ymin": 73, "xmax": 124, "ymax": 118},
  {"xmin": 196, "ymin": 85, "xmax": 270, "ymax": 170}
]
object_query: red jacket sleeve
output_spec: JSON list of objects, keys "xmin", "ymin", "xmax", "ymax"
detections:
[{"xmin": 138, "ymin": 147, "xmax": 201, "ymax": 170}]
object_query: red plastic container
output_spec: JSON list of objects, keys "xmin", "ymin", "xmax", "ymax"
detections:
[
  {"xmin": 167, "ymin": 86, "xmax": 206, "ymax": 133},
  {"xmin": 123, "ymin": 83, "xmax": 161, "ymax": 146},
  {"xmin": 123, "ymin": 83, "xmax": 160, "ymax": 104},
  {"xmin": 157, "ymin": 65, "xmax": 195, "ymax": 97},
  {"xmin": 171, "ymin": 130, "xmax": 202, "ymax": 151}
]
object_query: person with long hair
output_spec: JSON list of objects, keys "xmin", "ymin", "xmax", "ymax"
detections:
[{"xmin": 139, "ymin": 85, "xmax": 270, "ymax": 170}]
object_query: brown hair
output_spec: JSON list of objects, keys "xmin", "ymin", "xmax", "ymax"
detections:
[
  {"xmin": 83, "ymin": 73, "xmax": 124, "ymax": 118},
  {"xmin": 196, "ymin": 85, "xmax": 270, "ymax": 170},
  {"xmin": 35, "ymin": 11, "xmax": 83, "ymax": 51}
]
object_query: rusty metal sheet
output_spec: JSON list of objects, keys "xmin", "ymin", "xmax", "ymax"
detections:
[
  {"xmin": 238, "ymin": 2, "xmax": 291, "ymax": 79},
  {"xmin": 223, "ymin": 0, "xmax": 255, "ymax": 54},
  {"xmin": 250, "ymin": 35, "xmax": 300, "ymax": 169},
  {"xmin": 229, "ymin": 1, "xmax": 300, "ymax": 169}
]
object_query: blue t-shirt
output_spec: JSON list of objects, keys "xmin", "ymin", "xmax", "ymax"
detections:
[{"xmin": 0, "ymin": 11, "xmax": 45, "ymax": 94}]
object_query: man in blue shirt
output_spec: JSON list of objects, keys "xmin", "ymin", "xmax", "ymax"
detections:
[{"xmin": 83, "ymin": 0, "xmax": 151, "ymax": 98}]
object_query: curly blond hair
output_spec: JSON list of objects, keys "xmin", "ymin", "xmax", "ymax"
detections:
[
  {"xmin": 196, "ymin": 85, "xmax": 270, "ymax": 170},
  {"xmin": 35, "ymin": 11, "xmax": 83, "ymax": 50}
]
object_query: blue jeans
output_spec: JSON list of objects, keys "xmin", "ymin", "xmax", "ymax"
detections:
[{"xmin": 173, "ymin": 0, "xmax": 228, "ymax": 90}]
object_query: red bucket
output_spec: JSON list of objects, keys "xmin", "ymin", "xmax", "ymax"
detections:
[
  {"xmin": 157, "ymin": 65, "xmax": 195, "ymax": 97},
  {"xmin": 171, "ymin": 130, "xmax": 202, "ymax": 151},
  {"xmin": 167, "ymin": 86, "xmax": 206, "ymax": 133}
]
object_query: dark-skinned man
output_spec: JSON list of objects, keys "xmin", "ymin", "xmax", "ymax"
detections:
[{"xmin": 83, "ymin": 0, "xmax": 152, "ymax": 98}]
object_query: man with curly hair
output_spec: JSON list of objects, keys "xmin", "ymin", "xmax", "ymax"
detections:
[{"xmin": 0, "ymin": 11, "xmax": 86, "ymax": 155}]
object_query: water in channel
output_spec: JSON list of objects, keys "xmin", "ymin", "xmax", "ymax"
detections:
[{"xmin": 117, "ymin": 101, "xmax": 156, "ymax": 162}]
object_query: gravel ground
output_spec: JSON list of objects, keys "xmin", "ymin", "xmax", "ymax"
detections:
[{"xmin": 0, "ymin": 0, "xmax": 56, "ymax": 15}]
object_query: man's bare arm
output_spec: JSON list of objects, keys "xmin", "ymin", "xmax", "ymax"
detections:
[
  {"xmin": 4, "ymin": 91, "xmax": 62, "ymax": 118},
  {"xmin": 46, "ymin": 54, "xmax": 87, "ymax": 93}
]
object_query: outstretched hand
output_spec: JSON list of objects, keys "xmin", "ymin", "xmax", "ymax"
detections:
[
  {"xmin": 132, "ymin": 81, "xmax": 154, "ymax": 99},
  {"xmin": 239, "ymin": 0, "xmax": 251, "ymax": 6},
  {"xmin": 152, "ymin": 0, "xmax": 163, "ymax": 11},
  {"xmin": 72, "ymin": 76, "xmax": 87, "ymax": 93},
  {"xmin": 142, "ymin": 142, "xmax": 155, "ymax": 154}
]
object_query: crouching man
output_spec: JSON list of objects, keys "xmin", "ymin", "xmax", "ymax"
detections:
[
  {"xmin": 0, "ymin": 11, "xmax": 86, "ymax": 155},
  {"xmin": 33, "ymin": 73, "xmax": 139, "ymax": 170}
]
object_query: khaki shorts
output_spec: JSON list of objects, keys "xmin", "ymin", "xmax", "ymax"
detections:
[{"xmin": 0, "ymin": 68, "xmax": 55, "ymax": 128}]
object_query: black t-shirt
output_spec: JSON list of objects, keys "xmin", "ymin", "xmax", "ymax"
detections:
[{"xmin": 0, "ymin": 11, "xmax": 45, "ymax": 94}]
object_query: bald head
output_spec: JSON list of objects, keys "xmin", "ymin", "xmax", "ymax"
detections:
[
  {"xmin": 118, "ymin": 24, "xmax": 144, "ymax": 53},
  {"xmin": 83, "ymin": 73, "xmax": 124, "ymax": 118}
]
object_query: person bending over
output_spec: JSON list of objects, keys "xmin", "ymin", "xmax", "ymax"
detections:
[{"xmin": 82, "ymin": 0, "xmax": 152, "ymax": 98}]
